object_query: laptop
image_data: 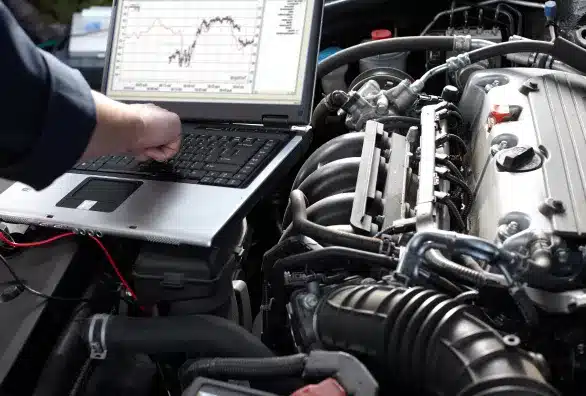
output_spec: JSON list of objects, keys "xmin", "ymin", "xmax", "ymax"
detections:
[{"xmin": 0, "ymin": 0, "xmax": 323, "ymax": 247}]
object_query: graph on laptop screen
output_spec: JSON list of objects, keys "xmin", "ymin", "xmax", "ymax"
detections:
[{"xmin": 105, "ymin": 0, "xmax": 316, "ymax": 104}]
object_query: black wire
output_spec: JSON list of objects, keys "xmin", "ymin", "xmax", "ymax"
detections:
[
  {"xmin": 436, "ymin": 157, "xmax": 465, "ymax": 181},
  {"xmin": 440, "ymin": 172, "xmax": 473, "ymax": 220},
  {"xmin": 438, "ymin": 133, "xmax": 467, "ymax": 154},
  {"xmin": 438, "ymin": 197, "xmax": 467, "ymax": 232},
  {"xmin": 0, "ymin": 252, "xmax": 89, "ymax": 303}
]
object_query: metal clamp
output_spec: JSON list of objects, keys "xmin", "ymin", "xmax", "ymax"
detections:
[{"xmin": 88, "ymin": 314, "xmax": 110, "ymax": 360}]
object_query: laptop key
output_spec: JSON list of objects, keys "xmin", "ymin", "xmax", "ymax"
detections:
[
  {"xmin": 239, "ymin": 165, "xmax": 254, "ymax": 174},
  {"xmin": 75, "ymin": 161, "xmax": 92, "ymax": 170},
  {"xmin": 213, "ymin": 178, "xmax": 228, "ymax": 185},
  {"xmin": 219, "ymin": 172, "xmax": 233, "ymax": 178},
  {"xmin": 188, "ymin": 170, "xmax": 207, "ymax": 179},
  {"xmin": 204, "ymin": 163, "xmax": 239, "ymax": 173},
  {"xmin": 233, "ymin": 173, "xmax": 247, "ymax": 181},
  {"xmin": 227, "ymin": 179, "xmax": 242, "ymax": 187},
  {"xmin": 200, "ymin": 176, "xmax": 214, "ymax": 184}
]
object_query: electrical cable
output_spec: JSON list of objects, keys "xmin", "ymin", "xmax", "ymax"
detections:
[
  {"xmin": 0, "ymin": 252, "xmax": 90, "ymax": 302},
  {"xmin": 438, "ymin": 197, "xmax": 467, "ymax": 232},
  {"xmin": 0, "ymin": 231, "xmax": 139, "ymax": 302},
  {"xmin": 440, "ymin": 172, "xmax": 473, "ymax": 220},
  {"xmin": 438, "ymin": 133, "xmax": 467, "ymax": 154}
]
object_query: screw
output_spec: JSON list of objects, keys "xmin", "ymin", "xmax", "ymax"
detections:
[
  {"xmin": 556, "ymin": 248, "xmax": 570, "ymax": 264},
  {"xmin": 506, "ymin": 221, "xmax": 519, "ymax": 235},
  {"xmin": 302, "ymin": 293, "xmax": 319, "ymax": 310}
]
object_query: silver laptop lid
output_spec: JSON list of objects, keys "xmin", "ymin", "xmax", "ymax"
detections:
[{"xmin": 101, "ymin": 0, "xmax": 324, "ymax": 125}]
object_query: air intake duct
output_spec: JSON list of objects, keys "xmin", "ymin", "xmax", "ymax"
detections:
[{"xmin": 314, "ymin": 285, "xmax": 559, "ymax": 396}]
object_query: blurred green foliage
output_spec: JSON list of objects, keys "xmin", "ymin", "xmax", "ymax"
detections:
[{"xmin": 35, "ymin": 0, "xmax": 112, "ymax": 23}]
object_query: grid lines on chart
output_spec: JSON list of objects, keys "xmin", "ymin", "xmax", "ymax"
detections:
[{"xmin": 112, "ymin": 0, "xmax": 263, "ymax": 91}]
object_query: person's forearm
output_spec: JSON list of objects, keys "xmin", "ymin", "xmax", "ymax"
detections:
[{"xmin": 81, "ymin": 91, "xmax": 143, "ymax": 160}]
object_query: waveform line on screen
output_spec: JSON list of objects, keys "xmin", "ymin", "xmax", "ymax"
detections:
[{"xmin": 167, "ymin": 16, "xmax": 255, "ymax": 67}]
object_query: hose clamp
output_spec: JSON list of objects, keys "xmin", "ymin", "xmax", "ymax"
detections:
[
  {"xmin": 88, "ymin": 314, "xmax": 110, "ymax": 360},
  {"xmin": 453, "ymin": 35, "xmax": 472, "ymax": 52},
  {"xmin": 446, "ymin": 53, "xmax": 471, "ymax": 71},
  {"xmin": 379, "ymin": 237, "xmax": 394, "ymax": 256}
]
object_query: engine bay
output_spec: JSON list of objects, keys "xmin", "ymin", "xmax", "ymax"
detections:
[{"xmin": 5, "ymin": 0, "xmax": 586, "ymax": 395}]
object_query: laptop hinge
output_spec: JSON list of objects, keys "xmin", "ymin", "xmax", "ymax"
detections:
[{"xmin": 262, "ymin": 115, "xmax": 289, "ymax": 127}]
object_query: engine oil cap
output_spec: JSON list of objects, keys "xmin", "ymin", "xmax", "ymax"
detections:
[{"xmin": 496, "ymin": 145, "xmax": 543, "ymax": 172}]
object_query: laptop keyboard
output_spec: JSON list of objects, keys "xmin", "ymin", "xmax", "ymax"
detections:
[{"xmin": 73, "ymin": 129, "xmax": 289, "ymax": 188}]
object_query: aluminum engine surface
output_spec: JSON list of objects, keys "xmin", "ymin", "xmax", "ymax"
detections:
[{"xmin": 459, "ymin": 68, "xmax": 586, "ymax": 241}]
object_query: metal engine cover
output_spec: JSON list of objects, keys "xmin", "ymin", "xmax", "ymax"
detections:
[{"xmin": 459, "ymin": 68, "xmax": 586, "ymax": 241}]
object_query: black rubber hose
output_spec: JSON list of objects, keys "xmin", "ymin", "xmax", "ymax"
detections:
[
  {"xmin": 80, "ymin": 314, "xmax": 273, "ymax": 358},
  {"xmin": 281, "ymin": 192, "xmax": 371, "ymax": 241},
  {"xmin": 315, "ymin": 284, "xmax": 560, "ymax": 396},
  {"xmin": 317, "ymin": 36, "xmax": 457, "ymax": 78},
  {"xmin": 181, "ymin": 354, "xmax": 307, "ymax": 387},
  {"xmin": 311, "ymin": 98, "xmax": 331, "ymax": 131},
  {"xmin": 288, "ymin": 189, "xmax": 383, "ymax": 252},
  {"xmin": 33, "ymin": 304, "xmax": 92, "ymax": 396},
  {"xmin": 293, "ymin": 132, "xmax": 364, "ymax": 189},
  {"xmin": 466, "ymin": 40, "xmax": 554, "ymax": 64},
  {"xmin": 311, "ymin": 90, "xmax": 349, "ymax": 131}
]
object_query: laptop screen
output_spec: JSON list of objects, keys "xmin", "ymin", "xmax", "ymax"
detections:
[{"xmin": 104, "ymin": 0, "xmax": 317, "ymax": 106}]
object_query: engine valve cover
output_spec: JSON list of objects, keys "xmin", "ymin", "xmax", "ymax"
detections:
[{"xmin": 459, "ymin": 68, "xmax": 586, "ymax": 241}]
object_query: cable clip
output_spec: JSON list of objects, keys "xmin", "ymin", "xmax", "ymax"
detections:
[{"xmin": 88, "ymin": 314, "xmax": 110, "ymax": 360}]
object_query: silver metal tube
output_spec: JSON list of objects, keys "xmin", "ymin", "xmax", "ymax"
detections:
[{"xmin": 549, "ymin": 25, "xmax": 556, "ymax": 41}]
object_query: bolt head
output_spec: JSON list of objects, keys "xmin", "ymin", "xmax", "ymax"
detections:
[{"xmin": 302, "ymin": 293, "xmax": 319, "ymax": 310}]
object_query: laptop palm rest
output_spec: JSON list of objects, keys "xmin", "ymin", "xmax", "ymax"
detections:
[{"xmin": 56, "ymin": 178, "xmax": 142, "ymax": 213}]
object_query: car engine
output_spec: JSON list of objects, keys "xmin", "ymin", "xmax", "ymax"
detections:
[{"xmin": 6, "ymin": 1, "xmax": 586, "ymax": 396}]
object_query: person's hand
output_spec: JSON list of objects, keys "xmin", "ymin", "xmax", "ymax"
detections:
[
  {"xmin": 81, "ymin": 92, "xmax": 181, "ymax": 162},
  {"xmin": 128, "ymin": 103, "xmax": 182, "ymax": 162}
]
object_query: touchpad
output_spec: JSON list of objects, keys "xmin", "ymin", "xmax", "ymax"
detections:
[{"xmin": 56, "ymin": 178, "xmax": 142, "ymax": 213}]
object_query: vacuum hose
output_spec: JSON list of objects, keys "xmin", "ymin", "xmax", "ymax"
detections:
[
  {"xmin": 80, "ymin": 314, "xmax": 273, "ymax": 358},
  {"xmin": 315, "ymin": 284, "xmax": 559, "ymax": 396},
  {"xmin": 317, "ymin": 36, "xmax": 459, "ymax": 78}
]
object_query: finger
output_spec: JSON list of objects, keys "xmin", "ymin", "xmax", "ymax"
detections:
[
  {"xmin": 164, "ymin": 136, "xmax": 181, "ymax": 153},
  {"xmin": 143, "ymin": 146, "xmax": 176, "ymax": 162},
  {"xmin": 135, "ymin": 154, "xmax": 149, "ymax": 162}
]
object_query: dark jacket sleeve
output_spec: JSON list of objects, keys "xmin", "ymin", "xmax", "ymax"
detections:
[{"xmin": 0, "ymin": 2, "xmax": 97, "ymax": 190}]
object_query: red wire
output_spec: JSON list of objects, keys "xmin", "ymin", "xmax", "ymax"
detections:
[{"xmin": 0, "ymin": 231, "xmax": 140, "ymax": 301}]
